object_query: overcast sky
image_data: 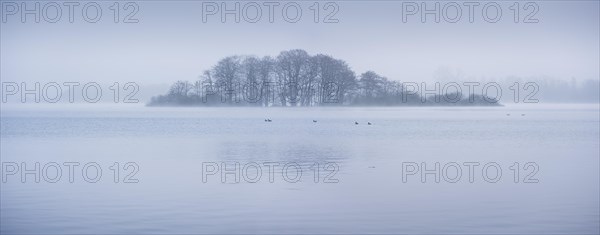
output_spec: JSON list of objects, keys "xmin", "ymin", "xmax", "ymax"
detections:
[{"xmin": 1, "ymin": 1, "xmax": 598, "ymax": 87}]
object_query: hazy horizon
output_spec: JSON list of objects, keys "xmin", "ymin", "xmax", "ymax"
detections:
[{"xmin": 1, "ymin": 1, "xmax": 598, "ymax": 86}]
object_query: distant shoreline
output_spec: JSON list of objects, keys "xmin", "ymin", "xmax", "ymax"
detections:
[{"xmin": 146, "ymin": 101, "xmax": 502, "ymax": 107}]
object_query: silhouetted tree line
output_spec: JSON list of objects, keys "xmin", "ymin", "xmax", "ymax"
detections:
[{"xmin": 149, "ymin": 49, "xmax": 500, "ymax": 107}]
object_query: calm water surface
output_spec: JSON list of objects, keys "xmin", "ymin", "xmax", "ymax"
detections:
[{"xmin": 1, "ymin": 104, "xmax": 599, "ymax": 234}]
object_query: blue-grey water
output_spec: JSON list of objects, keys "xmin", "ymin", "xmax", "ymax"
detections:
[{"xmin": 1, "ymin": 104, "xmax": 599, "ymax": 234}]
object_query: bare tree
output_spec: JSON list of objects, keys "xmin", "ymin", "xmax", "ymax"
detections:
[
  {"xmin": 258, "ymin": 56, "xmax": 275, "ymax": 107},
  {"xmin": 241, "ymin": 56, "xmax": 262, "ymax": 106},
  {"xmin": 148, "ymin": 49, "xmax": 501, "ymax": 107},
  {"xmin": 276, "ymin": 49, "xmax": 310, "ymax": 106},
  {"xmin": 213, "ymin": 56, "xmax": 242, "ymax": 103},
  {"xmin": 359, "ymin": 71, "xmax": 385, "ymax": 101},
  {"xmin": 169, "ymin": 80, "xmax": 192, "ymax": 97}
]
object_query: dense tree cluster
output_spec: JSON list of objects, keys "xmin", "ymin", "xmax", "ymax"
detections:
[{"xmin": 149, "ymin": 49, "xmax": 499, "ymax": 106}]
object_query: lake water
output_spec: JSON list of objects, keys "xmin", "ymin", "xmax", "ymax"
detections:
[{"xmin": 1, "ymin": 104, "xmax": 599, "ymax": 234}]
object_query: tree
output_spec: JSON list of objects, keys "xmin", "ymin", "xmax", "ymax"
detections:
[
  {"xmin": 276, "ymin": 49, "xmax": 311, "ymax": 106},
  {"xmin": 313, "ymin": 54, "xmax": 357, "ymax": 105},
  {"xmin": 169, "ymin": 80, "xmax": 192, "ymax": 97},
  {"xmin": 258, "ymin": 56, "xmax": 275, "ymax": 106},
  {"xmin": 359, "ymin": 71, "xmax": 385, "ymax": 102},
  {"xmin": 213, "ymin": 56, "xmax": 242, "ymax": 103},
  {"xmin": 148, "ymin": 49, "xmax": 501, "ymax": 107},
  {"xmin": 241, "ymin": 56, "xmax": 262, "ymax": 106}
]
